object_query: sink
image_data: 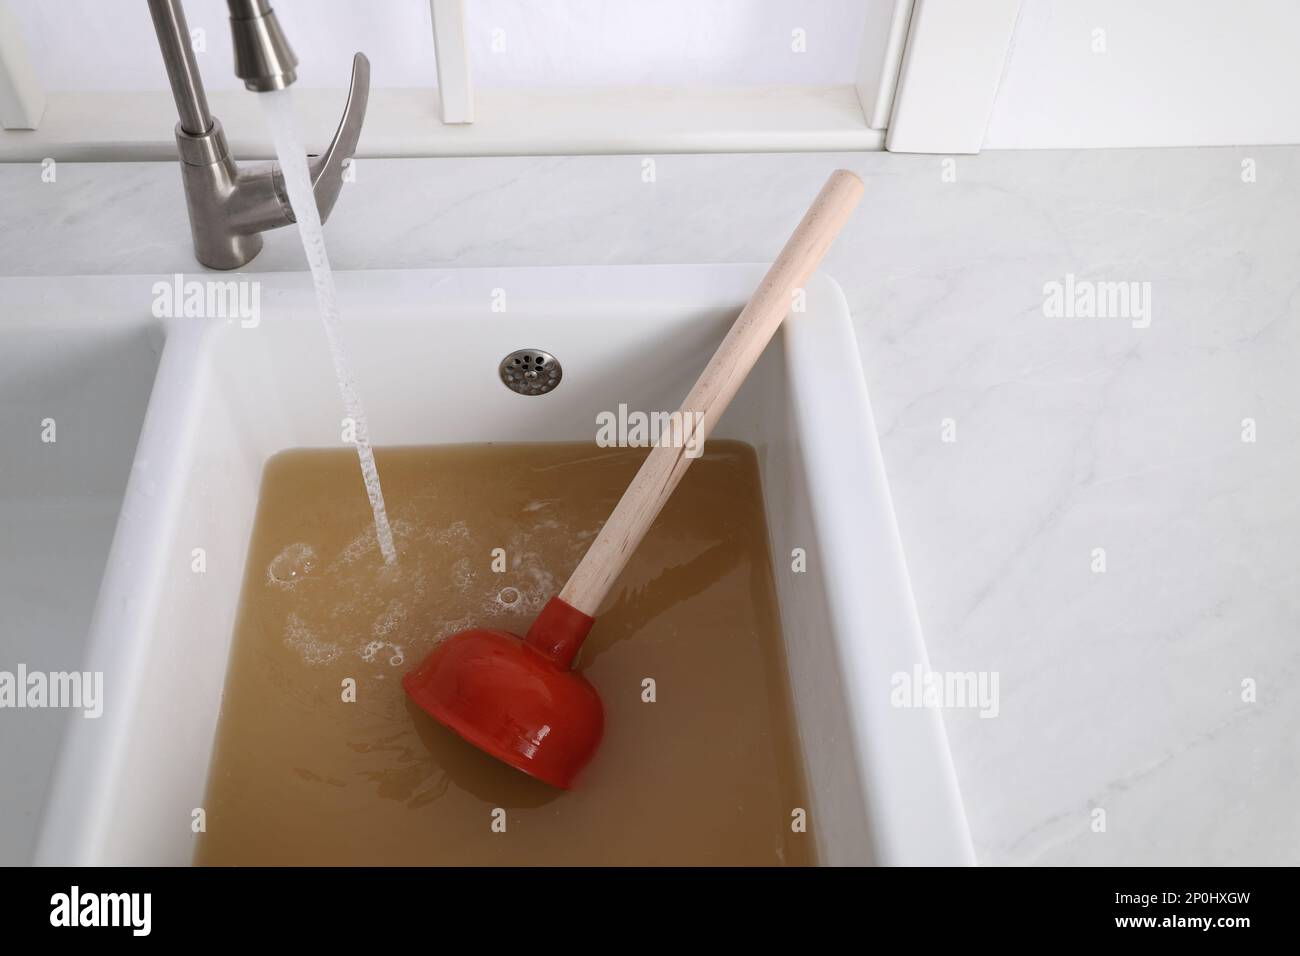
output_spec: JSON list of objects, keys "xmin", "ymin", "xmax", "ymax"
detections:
[
  {"xmin": 30, "ymin": 265, "xmax": 973, "ymax": 866},
  {"xmin": 0, "ymin": 287, "xmax": 163, "ymax": 864}
]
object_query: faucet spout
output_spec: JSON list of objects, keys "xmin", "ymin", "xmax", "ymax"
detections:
[
  {"xmin": 146, "ymin": 0, "xmax": 368, "ymax": 270},
  {"xmin": 228, "ymin": 0, "xmax": 298, "ymax": 92}
]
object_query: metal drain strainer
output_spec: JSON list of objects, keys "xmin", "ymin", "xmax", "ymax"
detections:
[{"xmin": 499, "ymin": 349, "xmax": 561, "ymax": 395}]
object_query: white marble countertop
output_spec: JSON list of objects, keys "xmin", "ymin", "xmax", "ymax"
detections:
[{"xmin": 2, "ymin": 148, "xmax": 1297, "ymax": 865}]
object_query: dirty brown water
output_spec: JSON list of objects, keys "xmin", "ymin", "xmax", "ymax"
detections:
[{"xmin": 195, "ymin": 442, "xmax": 815, "ymax": 865}]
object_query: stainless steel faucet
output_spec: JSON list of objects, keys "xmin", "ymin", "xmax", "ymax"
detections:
[{"xmin": 146, "ymin": 0, "xmax": 369, "ymax": 270}]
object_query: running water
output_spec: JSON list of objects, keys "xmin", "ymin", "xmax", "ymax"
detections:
[{"xmin": 260, "ymin": 90, "xmax": 397, "ymax": 565}]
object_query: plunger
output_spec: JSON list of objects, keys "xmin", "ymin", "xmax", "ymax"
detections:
[{"xmin": 403, "ymin": 169, "xmax": 864, "ymax": 788}]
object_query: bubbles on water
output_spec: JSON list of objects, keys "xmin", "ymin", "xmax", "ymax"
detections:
[
  {"xmin": 332, "ymin": 525, "xmax": 380, "ymax": 569},
  {"xmin": 433, "ymin": 615, "xmax": 475, "ymax": 642},
  {"xmin": 359, "ymin": 639, "xmax": 405, "ymax": 667},
  {"xmin": 283, "ymin": 612, "xmax": 342, "ymax": 665},
  {"xmin": 268, "ymin": 498, "xmax": 587, "ymax": 674},
  {"xmin": 452, "ymin": 556, "xmax": 474, "ymax": 592},
  {"xmin": 424, "ymin": 520, "xmax": 470, "ymax": 546},
  {"xmin": 520, "ymin": 564, "xmax": 557, "ymax": 594},
  {"xmin": 268, "ymin": 543, "xmax": 318, "ymax": 587},
  {"xmin": 332, "ymin": 516, "xmax": 437, "ymax": 574},
  {"xmin": 371, "ymin": 598, "xmax": 408, "ymax": 639}
]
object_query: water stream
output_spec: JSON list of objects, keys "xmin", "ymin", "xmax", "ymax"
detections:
[{"xmin": 260, "ymin": 90, "xmax": 397, "ymax": 565}]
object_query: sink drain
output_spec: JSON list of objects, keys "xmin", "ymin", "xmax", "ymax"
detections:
[{"xmin": 499, "ymin": 349, "xmax": 561, "ymax": 396}]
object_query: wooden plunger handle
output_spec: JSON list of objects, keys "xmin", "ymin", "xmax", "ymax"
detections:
[{"xmin": 558, "ymin": 168, "xmax": 865, "ymax": 616}]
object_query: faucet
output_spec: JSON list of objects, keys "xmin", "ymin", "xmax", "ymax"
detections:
[{"xmin": 146, "ymin": 0, "xmax": 369, "ymax": 270}]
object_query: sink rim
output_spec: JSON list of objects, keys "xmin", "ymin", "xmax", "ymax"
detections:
[{"xmin": 23, "ymin": 264, "xmax": 974, "ymax": 866}]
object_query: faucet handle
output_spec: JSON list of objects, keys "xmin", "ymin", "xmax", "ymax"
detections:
[{"xmin": 309, "ymin": 51, "xmax": 369, "ymax": 222}]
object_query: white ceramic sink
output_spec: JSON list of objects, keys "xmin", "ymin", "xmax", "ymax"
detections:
[
  {"xmin": 27, "ymin": 265, "xmax": 972, "ymax": 866},
  {"xmin": 0, "ymin": 296, "xmax": 162, "ymax": 864}
]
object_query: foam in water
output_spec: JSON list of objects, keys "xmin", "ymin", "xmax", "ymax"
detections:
[
  {"xmin": 283, "ymin": 612, "xmax": 342, "ymax": 666},
  {"xmin": 267, "ymin": 542, "xmax": 317, "ymax": 586},
  {"xmin": 260, "ymin": 89, "xmax": 397, "ymax": 565}
]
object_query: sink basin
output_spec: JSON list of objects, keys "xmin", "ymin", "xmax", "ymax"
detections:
[
  {"xmin": 32, "ymin": 264, "xmax": 973, "ymax": 866},
  {"xmin": 0, "ymin": 289, "xmax": 162, "ymax": 864}
]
